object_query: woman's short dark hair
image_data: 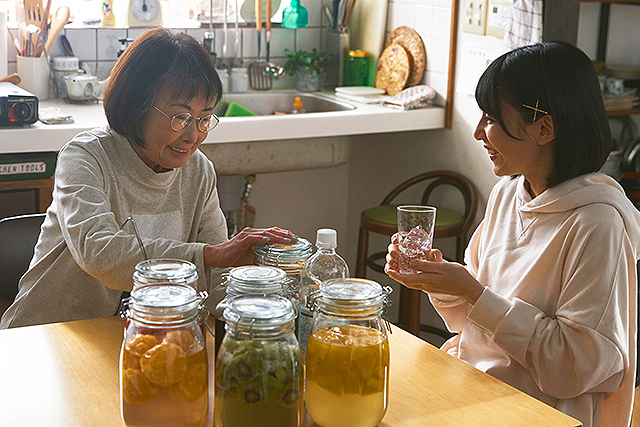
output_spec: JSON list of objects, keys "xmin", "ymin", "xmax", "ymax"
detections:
[
  {"xmin": 103, "ymin": 28, "xmax": 222, "ymax": 147},
  {"xmin": 475, "ymin": 41, "xmax": 612, "ymax": 188}
]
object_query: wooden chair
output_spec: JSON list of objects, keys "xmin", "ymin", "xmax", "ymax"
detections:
[
  {"xmin": 355, "ymin": 170, "xmax": 478, "ymax": 337},
  {"xmin": 0, "ymin": 213, "xmax": 46, "ymax": 315}
]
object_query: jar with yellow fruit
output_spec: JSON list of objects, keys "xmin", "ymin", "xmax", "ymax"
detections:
[
  {"xmin": 305, "ymin": 278, "xmax": 392, "ymax": 427},
  {"xmin": 119, "ymin": 281, "xmax": 209, "ymax": 427}
]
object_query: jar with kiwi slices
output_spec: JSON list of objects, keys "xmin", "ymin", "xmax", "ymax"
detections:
[{"xmin": 214, "ymin": 294, "xmax": 303, "ymax": 427}]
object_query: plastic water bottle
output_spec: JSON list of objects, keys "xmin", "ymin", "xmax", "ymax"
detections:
[{"xmin": 299, "ymin": 228, "xmax": 349, "ymax": 359}]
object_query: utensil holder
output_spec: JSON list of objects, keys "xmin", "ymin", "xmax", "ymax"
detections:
[
  {"xmin": 17, "ymin": 56, "xmax": 50, "ymax": 100},
  {"xmin": 325, "ymin": 28, "xmax": 350, "ymax": 87}
]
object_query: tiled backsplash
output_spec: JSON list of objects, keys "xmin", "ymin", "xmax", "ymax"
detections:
[{"xmin": 7, "ymin": 0, "xmax": 452, "ymax": 100}]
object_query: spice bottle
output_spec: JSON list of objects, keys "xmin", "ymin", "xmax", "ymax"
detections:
[
  {"xmin": 214, "ymin": 294, "xmax": 304, "ymax": 427},
  {"xmin": 306, "ymin": 278, "xmax": 392, "ymax": 427},
  {"xmin": 120, "ymin": 282, "xmax": 209, "ymax": 427}
]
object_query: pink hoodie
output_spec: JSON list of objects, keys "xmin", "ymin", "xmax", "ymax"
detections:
[{"xmin": 431, "ymin": 173, "xmax": 640, "ymax": 427}]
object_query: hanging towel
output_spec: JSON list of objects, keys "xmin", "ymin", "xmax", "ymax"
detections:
[{"xmin": 503, "ymin": 0, "xmax": 543, "ymax": 50}]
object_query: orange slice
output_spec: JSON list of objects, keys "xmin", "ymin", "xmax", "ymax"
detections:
[
  {"xmin": 140, "ymin": 342, "xmax": 187, "ymax": 387},
  {"xmin": 122, "ymin": 368, "xmax": 159, "ymax": 405}
]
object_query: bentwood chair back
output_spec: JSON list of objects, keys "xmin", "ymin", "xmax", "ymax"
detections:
[
  {"xmin": 0, "ymin": 213, "xmax": 45, "ymax": 311},
  {"xmin": 355, "ymin": 170, "xmax": 478, "ymax": 337}
]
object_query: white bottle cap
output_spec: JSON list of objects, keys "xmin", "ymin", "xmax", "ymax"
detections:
[{"xmin": 316, "ymin": 228, "xmax": 337, "ymax": 249}]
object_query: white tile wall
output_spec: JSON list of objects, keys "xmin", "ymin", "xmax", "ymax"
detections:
[
  {"xmin": 387, "ymin": 0, "xmax": 452, "ymax": 101},
  {"xmin": 5, "ymin": 0, "xmax": 452, "ymax": 98}
]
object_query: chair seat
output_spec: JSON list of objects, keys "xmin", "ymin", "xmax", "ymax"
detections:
[{"xmin": 363, "ymin": 204, "xmax": 465, "ymax": 228}]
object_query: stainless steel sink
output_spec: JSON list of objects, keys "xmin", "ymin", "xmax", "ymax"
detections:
[{"xmin": 213, "ymin": 91, "xmax": 356, "ymax": 116}]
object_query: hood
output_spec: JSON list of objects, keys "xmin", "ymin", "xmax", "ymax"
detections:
[{"xmin": 517, "ymin": 173, "xmax": 640, "ymax": 259}]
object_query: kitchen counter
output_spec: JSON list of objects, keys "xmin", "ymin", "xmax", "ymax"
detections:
[
  {"xmin": 0, "ymin": 91, "xmax": 444, "ymax": 152},
  {"xmin": 0, "ymin": 91, "xmax": 444, "ymax": 174}
]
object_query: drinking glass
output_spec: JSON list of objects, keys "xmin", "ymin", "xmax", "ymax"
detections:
[{"xmin": 397, "ymin": 205, "xmax": 437, "ymax": 274}]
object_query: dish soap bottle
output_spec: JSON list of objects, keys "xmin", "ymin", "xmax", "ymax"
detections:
[
  {"xmin": 298, "ymin": 228, "xmax": 349, "ymax": 359},
  {"xmin": 291, "ymin": 96, "xmax": 306, "ymax": 114}
]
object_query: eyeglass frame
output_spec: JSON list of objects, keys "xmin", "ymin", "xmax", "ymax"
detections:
[{"xmin": 152, "ymin": 105, "xmax": 219, "ymax": 133}]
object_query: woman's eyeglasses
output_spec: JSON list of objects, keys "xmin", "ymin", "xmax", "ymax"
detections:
[{"xmin": 153, "ymin": 106, "xmax": 219, "ymax": 133}]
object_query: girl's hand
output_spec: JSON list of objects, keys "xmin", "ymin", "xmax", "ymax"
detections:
[
  {"xmin": 204, "ymin": 227, "xmax": 296, "ymax": 269},
  {"xmin": 385, "ymin": 233, "xmax": 483, "ymax": 304}
]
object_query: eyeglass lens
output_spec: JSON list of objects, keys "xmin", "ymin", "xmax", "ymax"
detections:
[{"xmin": 171, "ymin": 113, "xmax": 219, "ymax": 133}]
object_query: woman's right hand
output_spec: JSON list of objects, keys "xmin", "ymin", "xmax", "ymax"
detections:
[{"xmin": 204, "ymin": 226, "xmax": 296, "ymax": 269}]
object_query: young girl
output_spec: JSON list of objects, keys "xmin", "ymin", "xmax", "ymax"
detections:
[{"xmin": 386, "ymin": 42, "xmax": 640, "ymax": 427}]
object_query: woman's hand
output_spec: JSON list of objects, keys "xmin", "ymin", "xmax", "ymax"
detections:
[
  {"xmin": 385, "ymin": 233, "xmax": 484, "ymax": 304},
  {"xmin": 204, "ymin": 227, "xmax": 296, "ymax": 269}
]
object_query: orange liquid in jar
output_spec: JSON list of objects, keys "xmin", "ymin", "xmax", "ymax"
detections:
[
  {"xmin": 120, "ymin": 330, "xmax": 208, "ymax": 427},
  {"xmin": 305, "ymin": 325, "xmax": 390, "ymax": 427}
]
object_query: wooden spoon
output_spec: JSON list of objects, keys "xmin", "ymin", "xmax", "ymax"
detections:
[
  {"xmin": 42, "ymin": 6, "xmax": 69, "ymax": 57},
  {"xmin": 0, "ymin": 73, "xmax": 22, "ymax": 85}
]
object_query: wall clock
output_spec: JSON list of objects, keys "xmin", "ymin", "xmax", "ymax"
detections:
[{"xmin": 126, "ymin": 0, "xmax": 163, "ymax": 27}]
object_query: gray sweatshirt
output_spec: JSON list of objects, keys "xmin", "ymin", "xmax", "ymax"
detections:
[{"xmin": 1, "ymin": 126, "xmax": 228, "ymax": 329}]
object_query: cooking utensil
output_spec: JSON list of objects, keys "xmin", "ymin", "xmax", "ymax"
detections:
[
  {"xmin": 0, "ymin": 73, "xmax": 22, "ymax": 85},
  {"xmin": 39, "ymin": 0, "xmax": 52, "ymax": 42},
  {"xmin": 43, "ymin": 6, "xmax": 69, "ymax": 57},
  {"xmin": 24, "ymin": 0, "xmax": 43, "ymax": 55},
  {"xmin": 264, "ymin": 0, "xmax": 284, "ymax": 78},
  {"xmin": 24, "ymin": 0, "xmax": 43, "ymax": 26},
  {"xmin": 60, "ymin": 34, "xmax": 74, "ymax": 56},
  {"xmin": 324, "ymin": 5, "xmax": 334, "ymax": 29},
  {"xmin": 27, "ymin": 24, "xmax": 52, "ymax": 80},
  {"xmin": 282, "ymin": 0, "xmax": 308, "ymax": 29},
  {"xmin": 7, "ymin": 28, "xmax": 22, "ymax": 55},
  {"xmin": 247, "ymin": 0, "xmax": 271, "ymax": 90}
]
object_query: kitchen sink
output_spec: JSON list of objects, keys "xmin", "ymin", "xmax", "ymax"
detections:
[{"xmin": 213, "ymin": 91, "xmax": 356, "ymax": 116}]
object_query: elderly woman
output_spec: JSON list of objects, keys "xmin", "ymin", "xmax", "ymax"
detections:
[
  {"xmin": 386, "ymin": 42, "xmax": 640, "ymax": 427},
  {"xmin": 1, "ymin": 28, "xmax": 294, "ymax": 329}
]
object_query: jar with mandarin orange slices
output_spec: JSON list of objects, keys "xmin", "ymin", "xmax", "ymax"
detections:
[
  {"xmin": 305, "ymin": 278, "xmax": 393, "ymax": 427},
  {"xmin": 119, "ymin": 278, "xmax": 209, "ymax": 427}
]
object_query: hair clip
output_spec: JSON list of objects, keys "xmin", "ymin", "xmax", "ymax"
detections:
[{"xmin": 522, "ymin": 100, "xmax": 548, "ymax": 123}]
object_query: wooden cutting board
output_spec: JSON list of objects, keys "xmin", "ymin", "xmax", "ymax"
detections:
[{"xmin": 349, "ymin": 0, "xmax": 389, "ymax": 86}]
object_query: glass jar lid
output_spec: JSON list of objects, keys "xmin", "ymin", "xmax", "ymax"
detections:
[
  {"xmin": 128, "ymin": 282, "xmax": 203, "ymax": 324},
  {"xmin": 223, "ymin": 294, "xmax": 296, "ymax": 338},
  {"xmin": 254, "ymin": 238, "xmax": 313, "ymax": 265},
  {"xmin": 226, "ymin": 265, "xmax": 288, "ymax": 295},
  {"xmin": 133, "ymin": 259, "xmax": 198, "ymax": 287},
  {"xmin": 313, "ymin": 278, "xmax": 392, "ymax": 317}
]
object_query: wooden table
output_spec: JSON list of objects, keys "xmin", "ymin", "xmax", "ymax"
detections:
[{"xmin": 0, "ymin": 317, "xmax": 581, "ymax": 426}]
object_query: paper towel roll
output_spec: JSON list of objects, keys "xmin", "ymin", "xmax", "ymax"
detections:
[{"xmin": 0, "ymin": 10, "xmax": 7, "ymax": 78}]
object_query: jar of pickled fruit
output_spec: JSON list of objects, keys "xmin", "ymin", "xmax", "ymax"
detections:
[
  {"xmin": 120, "ymin": 282, "xmax": 209, "ymax": 427},
  {"xmin": 253, "ymin": 237, "xmax": 312, "ymax": 304},
  {"xmin": 133, "ymin": 259, "xmax": 199, "ymax": 290},
  {"xmin": 214, "ymin": 294, "xmax": 304, "ymax": 427},
  {"xmin": 306, "ymin": 278, "xmax": 392, "ymax": 427},
  {"xmin": 214, "ymin": 266, "xmax": 289, "ymax": 357}
]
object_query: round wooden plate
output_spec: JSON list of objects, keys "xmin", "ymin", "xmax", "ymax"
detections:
[
  {"xmin": 375, "ymin": 44, "xmax": 411, "ymax": 96},
  {"xmin": 386, "ymin": 26, "xmax": 426, "ymax": 87}
]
